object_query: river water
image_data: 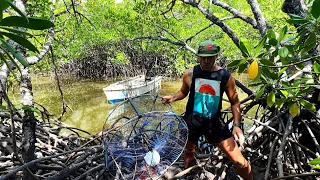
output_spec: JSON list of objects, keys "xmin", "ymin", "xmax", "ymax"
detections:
[{"xmin": 9, "ymin": 74, "xmax": 252, "ymax": 135}]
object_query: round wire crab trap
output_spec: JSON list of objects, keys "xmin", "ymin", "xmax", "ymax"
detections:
[{"xmin": 102, "ymin": 95, "xmax": 188, "ymax": 179}]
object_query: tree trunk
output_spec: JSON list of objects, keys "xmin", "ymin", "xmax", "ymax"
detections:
[
  {"xmin": 20, "ymin": 68, "xmax": 37, "ymax": 180},
  {"xmin": 12, "ymin": 0, "xmax": 38, "ymax": 179}
]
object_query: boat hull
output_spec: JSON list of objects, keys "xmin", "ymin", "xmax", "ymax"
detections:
[{"xmin": 103, "ymin": 75, "xmax": 162, "ymax": 103}]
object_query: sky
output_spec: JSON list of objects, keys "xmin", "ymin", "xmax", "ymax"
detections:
[{"xmin": 115, "ymin": 0, "xmax": 123, "ymax": 3}]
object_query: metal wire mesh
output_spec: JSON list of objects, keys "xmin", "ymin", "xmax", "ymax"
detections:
[{"xmin": 102, "ymin": 96, "xmax": 188, "ymax": 179}]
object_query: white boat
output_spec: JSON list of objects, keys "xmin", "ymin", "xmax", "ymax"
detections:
[{"xmin": 103, "ymin": 75, "xmax": 162, "ymax": 103}]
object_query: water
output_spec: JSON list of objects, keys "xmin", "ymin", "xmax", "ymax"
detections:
[{"xmin": 8, "ymin": 74, "xmax": 253, "ymax": 135}]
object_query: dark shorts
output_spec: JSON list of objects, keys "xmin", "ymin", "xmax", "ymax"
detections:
[{"xmin": 183, "ymin": 113, "xmax": 232, "ymax": 144}]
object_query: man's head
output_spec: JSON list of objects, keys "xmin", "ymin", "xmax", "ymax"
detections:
[{"xmin": 197, "ymin": 40, "xmax": 220, "ymax": 71}]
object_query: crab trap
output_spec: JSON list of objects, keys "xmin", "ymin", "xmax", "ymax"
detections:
[{"xmin": 102, "ymin": 95, "xmax": 188, "ymax": 179}]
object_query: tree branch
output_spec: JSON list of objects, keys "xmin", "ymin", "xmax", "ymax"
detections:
[
  {"xmin": 26, "ymin": 13, "xmax": 55, "ymax": 65},
  {"xmin": 185, "ymin": 16, "xmax": 235, "ymax": 43},
  {"xmin": 161, "ymin": 0, "xmax": 176, "ymax": 15},
  {"xmin": 182, "ymin": 0, "xmax": 242, "ymax": 52},
  {"xmin": 212, "ymin": 0, "xmax": 258, "ymax": 28},
  {"xmin": 246, "ymin": 0, "xmax": 268, "ymax": 36},
  {"xmin": 132, "ymin": 36, "xmax": 196, "ymax": 54}
]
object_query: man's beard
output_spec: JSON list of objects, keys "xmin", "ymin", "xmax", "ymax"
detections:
[{"xmin": 200, "ymin": 63, "xmax": 214, "ymax": 71}]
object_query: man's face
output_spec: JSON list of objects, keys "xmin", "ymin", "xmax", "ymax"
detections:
[{"xmin": 199, "ymin": 55, "xmax": 217, "ymax": 71}]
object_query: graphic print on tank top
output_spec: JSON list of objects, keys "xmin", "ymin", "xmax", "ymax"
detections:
[{"xmin": 193, "ymin": 78, "xmax": 220, "ymax": 119}]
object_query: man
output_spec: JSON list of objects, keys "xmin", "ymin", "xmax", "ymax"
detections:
[{"xmin": 162, "ymin": 40, "xmax": 253, "ymax": 179}]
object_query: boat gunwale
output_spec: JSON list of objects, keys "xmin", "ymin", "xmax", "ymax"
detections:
[{"xmin": 103, "ymin": 76, "xmax": 162, "ymax": 92}]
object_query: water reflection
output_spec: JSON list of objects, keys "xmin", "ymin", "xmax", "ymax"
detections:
[{"xmin": 9, "ymin": 74, "xmax": 253, "ymax": 135}]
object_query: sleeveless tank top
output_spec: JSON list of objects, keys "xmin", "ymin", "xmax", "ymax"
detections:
[{"xmin": 183, "ymin": 65, "xmax": 231, "ymax": 130}]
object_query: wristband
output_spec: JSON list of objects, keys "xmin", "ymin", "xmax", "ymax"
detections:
[{"xmin": 233, "ymin": 122, "xmax": 243, "ymax": 130}]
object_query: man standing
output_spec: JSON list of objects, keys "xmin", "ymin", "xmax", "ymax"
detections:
[{"xmin": 162, "ymin": 40, "xmax": 253, "ymax": 179}]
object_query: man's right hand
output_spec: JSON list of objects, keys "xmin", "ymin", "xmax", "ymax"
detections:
[{"xmin": 162, "ymin": 95, "xmax": 175, "ymax": 104}]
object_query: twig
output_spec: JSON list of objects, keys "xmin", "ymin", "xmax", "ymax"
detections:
[
  {"xmin": 169, "ymin": 162, "xmax": 206, "ymax": 180},
  {"xmin": 264, "ymin": 133, "xmax": 279, "ymax": 180},
  {"xmin": 301, "ymin": 119, "xmax": 320, "ymax": 155},
  {"xmin": 161, "ymin": 0, "xmax": 176, "ymax": 15},
  {"xmin": 0, "ymin": 82, "xmax": 19, "ymax": 160},
  {"xmin": 276, "ymin": 116, "xmax": 293, "ymax": 177},
  {"xmin": 74, "ymin": 164, "xmax": 104, "ymax": 180},
  {"xmin": 186, "ymin": 23, "xmax": 215, "ymax": 42},
  {"xmin": 0, "ymin": 147, "xmax": 96, "ymax": 179},
  {"xmin": 49, "ymin": 46, "xmax": 70, "ymax": 121},
  {"xmin": 260, "ymin": 55, "xmax": 320, "ymax": 68},
  {"xmin": 243, "ymin": 115, "xmax": 282, "ymax": 135}
]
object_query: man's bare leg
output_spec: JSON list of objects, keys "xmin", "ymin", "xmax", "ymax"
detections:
[
  {"xmin": 183, "ymin": 140, "xmax": 197, "ymax": 168},
  {"xmin": 216, "ymin": 137, "xmax": 253, "ymax": 180}
]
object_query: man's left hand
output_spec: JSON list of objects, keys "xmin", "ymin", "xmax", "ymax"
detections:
[{"xmin": 233, "ymin": 126, "xmax": 245, "ymax": 149}]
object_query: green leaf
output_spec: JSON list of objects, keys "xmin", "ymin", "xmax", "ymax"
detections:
[
  {"xmin": 1, "ymin": 39, "xmax": 29, "ymax": 67},
  {"xmin": 0, "ymin": 0, "xmax": 10, "ymax": 12},
  {"xmin": 310, "ymin": 157, "xmax": 320, "ymax": 165},
  {"xmin": 312, "ymin": 165, "xmax": 320, "ymax": 169},
  {"xmin": 21, "ymin": 106, "xmax": 40, "ymax": 114},
  {"xmin": 0, "ymin": 105, "xmax": 6, "ymax": 109},
  {"xmin": 262, "ymin": 67, "xmax": 278, "ymax": 80},
  {"xmin": 255, "ymin": 35, "xmax": 267, "ymax": 54},
  {"xmin": 239, "ymin": 58, "xmax": 248, "ymax": 65},
  {"xmin": 0, "ymin": 52, "xmax": 13, "ymax": 72},
  {"xmin": 279, "ymin": 47, "xmax": 289, "ymax": 58},
  {"xmin": 311, "ymin": 0, "xmax": 320, "ymax": 19},
  {"xmin": 275, "ymin": 98, "xmax": 286, "ymax": 110},
  {"xmin": 288, "ymin": 13, "xmax": 304, "ymax": 19},
  {"xmin": 255, "ymin": 86, "xmax": 265, "ymax": 100},
  {"xmin": 267, "ymin": 91, "xmax": 275, "ymax": 107},
  {"xmin": 297, "ymin": 87, "xmax": 312, "ymax": 96},
  {"xmin": 260, "ymin": 59, "xmax": 274, "ymax": 66},
  {"xmin": 278, "ymin": 67, "xmax": 288, "ymax": 76},
  {"xmin": 296, "ymin": 63, "xmax": 304, "ymax": 69},
  {"xmin": 0, "ymin": 16, "xmax": 54, "ymax": 30},
  {"xmin": 301, "ymin": 32, "xmax": 316, "ymax": 54},
  {"xmin": 269, "ymin": 38, "xmax": 278, "ymax": 46},
  {"xmin": 293, "ymin": 78, "xmax": 313, "ymax": 86},
  {"xmin": 314, "ymin": 61, "xmax": 320, "ymax": 73},
  {"xmin": 252, "ymin": 67, "xmax": 261, "ymax": 82},
  {"xmin": 297, "ymin": 28, "xmax": 308, "ymax": 46},
  {"xmin": 0, "ymin": 26, "xmax": 33, "ymax": 36},
  {"xmin": 6, "ymin": 0, "xmax": 28, "ymax": 22},
  {"xmin": 286, "ymin": 45, "xmax": 295, "ymax": 53},
  {"xmin": 0, "ymin": 31, "xmax": 38, "ymax": 52},
  {"xmin": 239, "ymin": 39, "xmax": 250, "ymax": 56},
  {"xmin": 249, "ymin": 82, "xmax": 264, "ymax": 87},
  {"xmin": 280, "ymin": 90, "xmax": 289, "ymax": 98},
  {"xmin": 289, "ymin": 102, "xmax": 300, "ymax": 117},
  {"xmin": 227, "ymin": 60, "xmax": 241, "ymax": 67},
  {"xmin": 267, "ymin": 29, "xmax": 276, "ymax": 39},
  {"xmin": 300, "ymin": 99, "xmax": 316, "ymax": 112},
  {"xmin": 238, "ymin": 63, "xmax": 247, "ymax": 73},
  {"xmin": 2, "ymin": 47, "xmax": 22, "ymax": 73},
  {"xmin": 287, "ymin": 18, "xmax": 309, "ymax": 24},
  {"xmin": 0, "ymin": 51, "xmax": 18, "ymax": 80},
  {"xmin": 278, "ymin": 26, "xmax": 288, "ymax": 43}
]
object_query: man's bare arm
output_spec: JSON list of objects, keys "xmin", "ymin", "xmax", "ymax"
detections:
[
  {"xmin": 225, "ymin": 76, "xmax": 241, "ymax": 124},
  {"xmin": 172, "ymin": 69, "xmax": 192, "ymax": 101},
  {"xmin": 162, "ymin": 69, "xmax": 192, "ymax": 103}
]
